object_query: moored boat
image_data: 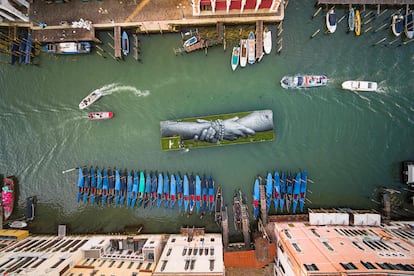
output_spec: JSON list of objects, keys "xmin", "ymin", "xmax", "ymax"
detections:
[
  {"xmin": 355, "ymin": 10, "xmax": 361, "ymax": 36},
  {"xmin": 9, "ymin": 220, "xmax": 27, "ymax": 229},
  {"xmin": 273, "ymin": 172, "xmax": 281, "ymax": 212},
  {"xmin": 24, "ymin": 33, "xmax": 32, "ymax": 65},
  {"xmin": 405, "ymin": 10, "xmax": 414, "ymax": 39},
  {"xmin": 208, "ymin": 176, "xmax": 215, "ymax": 213},
  {"xmin": 131, "ymin": 171, "xmax": 139, "ymax": 208},
  {"xmin": 195, "ymin": 175, "xmax": 202, "ymax": 214},
  {"xmin": 247, "ymin": 31, "xmax": 256, "ymax": 64},
  {"xmin": 326, "ymin": 9, "xmax": 337, "ymax": 33},
  {"xmin": 114, "ymin": 169, "xmax": 121, "ymax": 206},
  {"xmin": 143, "ymin": 172, "xmax": 151, "ymax": 208},
  {"xmin": 231, "ymin": 46, "xmax": 240, "ymax": 71},
  {"xmin": 392, "ymin": 13, "xmax": 404, "ymax": 36},
  {"xmin": 122, "ymin": 31, "xmax": 129, "ymax": 56},
  {"xmin": 119, "ymin": 170, "xmax": 127, "ymax": 206},
  {"xmin": 214, "ymin": 186, "xmax": 223, "ymax": 227},
  {"xmin": 2, "ymin": 176, "xmax": 15, "ymax": 221},
  {"xmin": 240, "ymin": 39, "xmax": 248, "ymax": 68},
  {"xmin": 170, "ymin": 174, "xmax": 176, "ymax": 209},
  {"xmin": 299, "ymin": 170, "xmax": 307, "ymax": 213},
  {"xmin": 348, "ymin": 8, "xmax": 355, "ymax": 32},
  {"xmin": 263, "ymin": 29, "xmax": 272, "ymax": 54},
  {"xmin": 189, "ymin": 174, "xmax": 196, "ymax": 213},
  {"xmin": 150, "ymin": 172, "xmax": 158, "ymax": 208},
  {"xmin": 292, "ymin": 172, "xmax": 301, "ymax": 214},
  {"xmin": 138, "ymin": 171, "xmax": 146, "ymax": 207},
  {"xmin": 102, "ymin": 169, "xmax": 109, "ymax": 205},
  {"xmin": 201, "ymin": 175, "xmax": 208, "ymax": 214},
  {"xmin": 265, "ymin": 172, "xmax": 273, "ymax": 212},
  {"xmin": 233, "ymin": 190, "xmax": 242, "ymax": 232},
  {"xmin": 77, "ymin": 168, "xmax": 84, "ymax": 203},
  {"xmin": 42, "ymin": 41, "xmax": 91, "ymax": 54},
  {"xmin": 253, "ymin": 178, "xmax": 260, "ymax": 219},
  {"xmin": 157, "ymin": 173, "xmax": 163, "ymax": 208},
  {"xmin": 280, "ymin": 172, "xmax": 286, "ymax": 212},
  {"xmin": 183, "ymin": 174, "xmax": 190, "ymax": 213},
  {"xmin": 163, "ymin": 172, "xmax": 170, "ymax": 208},
  {"xmin": 89, "ymin": 112, "xmax": 113, "ymax": 120},
  {"xmin": 341, "ymin": 80, "xmax": 378, "ymax": 92},
  {"xmin": 96, "ymin": 169, "xmax": 103, "ymax": 205},
  {"xmin": 176, "ymin": 173, "xmax": 183, "ymax": 211},
  {"xmin": 90, "ymin": 167, "xmax": 97, "ymax": 205},
  {"xmin": 280, "ymin": 75, "xmax": 328, "ymax": 89},
  {"xmin": 26, "ymin": 196, "xmax": 36, "ymax": 222},
  {"xmin": 83, "ymin": 167, "xmax": 90, "ymax": 204},
  {"xmin": 183, "ymin": 36, "xmax": 198, "ymax": 48},
  {"xmin": 126, "ymin": 171, "xmax": 133, "ymax": 207},
  {"xmin": 79, "ymin": 90, "xmax": 103, "ymax": 110},
  {"xmin": 286, "ymin": 172, "xmax": 293, "ymax": 212}
]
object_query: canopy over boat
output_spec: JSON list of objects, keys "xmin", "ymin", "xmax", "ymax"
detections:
[
  {"xmin": 405, "ymin": 11, "xmax": 414, "ymax": 39},
  {"xmin": 341, "ymin": 80, "xmax": 377, "ymax": 92}
]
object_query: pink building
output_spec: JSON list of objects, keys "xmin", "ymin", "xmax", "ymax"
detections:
[
  {"xmin": 191, "ymin": 0, "xmax": 282, "ymax": 16},
  {"xmin": 272, "ymin": 212, "xmax": 414, "ymax": 275}
]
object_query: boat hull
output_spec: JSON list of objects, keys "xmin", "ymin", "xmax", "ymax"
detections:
[
  {"xmin": 122, "ymin": 31, "xmax": 129, "ymax": 56},
  {"xmin": 341, "ymin": 81, "xmax": 377, "ymax": 92},
  {"xmin": 247, "ymin": 32, "xmax": 255, "ymax": 64},
  {"xmin": 355, "ymin": 10, "xmax": 361, "ymax": 36},
  {"xmin": 240, "ymin": 39, "xmax": 248, "ymax": 67},
  {"xmin": 326, "ymin": 10, "xmax": 337, "ymax": 33},
  {"xmin": 42, "ymin": 42, "xmax": 91, "ymax": 54},
  {"xmin": 89, "ymin": 112, "xmax": 113, "ymax": 120},
  {"xmin": 392, "ymin": 14, "xmax": 404, "ymax": 37},
  {"xmin": 231, "ymin": 46, "xmax": 240, "ymax": 71},
  {"xmin": 79, "ymin": 90, "xmax": 103, "ymax": 110},
  {"xmin": 2, "ymin": 177, "xmax": 15, "ymax": 221},
  {"xmin": 281, "ymin": 75, "xmax": 328, "ymax": 89},
  {"xmin": 348, "ymin": 8, "xmax": 355, "ymax": 32},
  {"xmin": 263, "ymin": 30, "xmax": 272, "ymax": 54},
  {"xmin": 405, "ymin": 11, "xmax": 414, "ymax": 39}
]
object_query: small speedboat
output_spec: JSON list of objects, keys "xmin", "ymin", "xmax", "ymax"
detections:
[
  {"xmin": 355, "ymin": 10, "xmax": 361, "ymax": 36},
  {"xmin": 405, "ymin": 10, "xmax": 414, "ymax": 39},
  {"xmin": 79, "ymin": 90, "xmax": 103, "ymax": 110},
  {"xmin": 240, "ymin": 39, "xmax": 248, "ymax": 68},
  {"xmin": 341, "ymin": 80, "xmax": 378, "ymax": 92},
  {"xmin": 263, "ymin": 29, "xmax": 272, "ymax": 54},
  {"xmin": 183, "ymin": 36, "xmax": 198, "ymax": 48},
  {"xmin": 231, "ymin": 46, "xmax": 240, "ymax": 71},
  {"xmin": 122, "ymin": 31, "xmax": 129, "ymax": 56},
  {"xmin": 326, "ymin": 9, "xmax": 337, "ymax": 33},
  {"xmin": 89, "ymin": 112, "xmax": 113, "ymax": 120},
  {"xmin": 392, "ymin": 13, "xmax": 404, "ymax": 37},
  {"xmin": 247, "ymin": 31, "xmax": 256, "ymax": 64},
  {"xmin": 280, "ymin": 75, "xmax": 328, "ymax": 89},
  {"xmin": 348, "ymin": 8, "xmax": 355, "ymax": 32}
]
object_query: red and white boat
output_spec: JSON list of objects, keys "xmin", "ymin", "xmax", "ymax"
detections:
[
  {"xmin": 88, "ymin": 112, "xmax": 113, "ymax": 120},
  {"xmin": 2, "ymin": 176, "xmax": 15, "ymax": 221}
]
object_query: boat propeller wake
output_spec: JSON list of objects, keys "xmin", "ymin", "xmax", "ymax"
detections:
[{"xmin": 94, "ymin": 83, "xmax": 150, "ymax": 97}]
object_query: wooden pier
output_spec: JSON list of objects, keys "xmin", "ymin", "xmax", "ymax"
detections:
[
  {"xmin": 241, "ymin": 203, "xmax": 250, "ymax": 248},
  {"xmin": 114, "ymin": 25, "xmax": 122, "ymax": 59},
  {"xmin": 255, "ymin": 20, "xmax": 264, "ymax": 62},
  {"xmin": 259, "ymin": 184, "xmax": 267, "ymax": 226},
  {"xmin": 318, "ymin": 0, "xmax": 412, "ymax": 4}
]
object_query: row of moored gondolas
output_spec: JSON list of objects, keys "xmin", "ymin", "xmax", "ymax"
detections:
[
  {"xmin": 77, "ymin": 167, "xmax": 216, "ymax": 214},
  {"xmin": 252, "ymin": 170, "xmax": 308, "ymax": 218}
]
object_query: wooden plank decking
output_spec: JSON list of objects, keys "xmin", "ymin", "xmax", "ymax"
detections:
[
  {"xmin": 256, "ymin": 20, "xmax": 263, "ymax": 61},
  {"xmin": 114, "ymin": 25, "xmax": 121, "ymax": 59}
]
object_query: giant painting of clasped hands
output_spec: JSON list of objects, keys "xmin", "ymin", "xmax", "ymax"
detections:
[{"xmin": 160, "ymin": 110, "xmax": 274, "ymax": 150}]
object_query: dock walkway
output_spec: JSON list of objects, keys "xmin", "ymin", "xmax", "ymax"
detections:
[
  {"xmin": 114, "ymin": 25, "xmax": 121, "ymax": 59},
  {"xmin": 256, "ymin": 20, "xmax": 263, "ymax": 61},
  {"xmin": 317, "ymin": 0, "xmax": 412, "ymax": 4}
]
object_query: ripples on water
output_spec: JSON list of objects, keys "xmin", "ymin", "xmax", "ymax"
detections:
[{"xmin": 0, "ymin": 2, "xmax": 413, "ymax": 234}]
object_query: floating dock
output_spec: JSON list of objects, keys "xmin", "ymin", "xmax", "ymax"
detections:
[{"xmin": 160, "ymin": 110, "xmax": 274, "ymax": 151}]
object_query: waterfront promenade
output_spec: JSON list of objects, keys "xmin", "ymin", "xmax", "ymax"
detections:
[{"xmin": 26, "ymin": 0, "xmax": 284, "ymax": 43}]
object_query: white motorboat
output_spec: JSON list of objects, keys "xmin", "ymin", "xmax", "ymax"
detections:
[
  {"xmin": 392, "ymin": 13, "xmax": 404, "ymax": 36},
  {"xmin": 326, "ymin": 9, "xmax": 337, "ymax": 33},
  {"xmin": 405, "ymin": 10, "xmax": 414, "ymax": 39},
  {"xmin": 263, "ymin": 29, "xmax": 272, "ymax": 54},
  {"xmin": 239, "ymin": 39, "xmax": 248, "ymax": 67},
  {"xmin": 341, "ymin": 80, "xmax": 378, "ymax": 92},
  {"xmin": 79, "ymin": 90, "xmax": 103, "ymax": 110},
  {"xmin": 9, "ymin": 220, "xmax": 27, "ymax": 228}
]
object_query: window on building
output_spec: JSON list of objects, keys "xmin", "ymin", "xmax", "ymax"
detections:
[
  {"xmin": 322, "ymin": 241, "xmax": 334, "ymax": 251},
  {"xmin": 304, "ymin": 264, "xmax": 319, "ymax": 271},
  {"xmin": 166, "ymin": 248, "xmax": 172, "ymax": 256},
  {"xmin": 352, "ymin": 241, "xmax": 365, "ymax": 251},
  {"xmin": 292, "ymin": 243, "xmax": 301, "ymax": 252},
  {"xmin": 311, "ymin": 229, "xmax": 320, "ymax": 237},
  {"xmin": 182, "ymin": 247, "xmax": 187, "ymax": 256},
  {"xmin": 279, "ymin": 261, "xmax": 285, "ymax": 273},
  {"xmin": 340, "ymin": 262, "xmax": 357, "ymax": 270},
  {"xmin": 210, "ymin": 259, "xmax": 215, "ymax": 271},
  {"xmin": 284, "ymin": 230, "xmax": 292, "ymax": 239},
  {"xmin": 171, "ymin": 238, "xmax": 176, "ymax": 243},
  {"xmin": 185, "ymin": 259, "xmax": 190, "ymax": 270},
  {"xmin": 360, "ymin": 261, "xmax": 376, "ymax": 269},
  {"xmin": 278, "ymin": 242, "xmax": 285, "ymax": 253},
  {"xmin": 161, "ymin": 260, "xmax": 167, "ymax": 271}
]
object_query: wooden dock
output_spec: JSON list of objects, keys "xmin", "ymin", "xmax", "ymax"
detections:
[
  {"xmin": 241, "ymin": 203, "xmax": 250, "ymax": 248},
  {"xmin": 259, "ymin": 184, "xmax": 267, "ymax": 226},
  {"xmin": 222, "ymin": 206, "xmax": 229, "ymax": 248},
  {"xmin": 256, "ymin": 20, "xmax": 264, "ymax": 62},
  {"xmin": 114, "ymin": 25, "xmax": 121, "ymax": 59}
]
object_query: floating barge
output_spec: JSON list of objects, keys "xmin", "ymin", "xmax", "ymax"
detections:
[{"xmin": 160, "ymin": 110, "xmax": 274, "ymax": 151}]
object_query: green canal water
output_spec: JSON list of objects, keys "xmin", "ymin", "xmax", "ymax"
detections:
[{"xmin": 0, "ymin": 2, "xmax": 413, "ymax": 238}]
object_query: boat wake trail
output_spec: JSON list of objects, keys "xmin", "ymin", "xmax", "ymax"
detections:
[{"xmin": 95, "ymin": 83, "xmax": 150, "ymax": 97}]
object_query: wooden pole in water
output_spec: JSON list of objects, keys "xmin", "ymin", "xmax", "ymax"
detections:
[
  {"xmin": 277, "ymin": 37, "xmax": 283, "ymax": 44},
  {"xmin": 107, "ymin": 42, "xmax": 114, "ymax": 49},
  {"xmin": 388, "ymin": 37, "xmax": 400, "ymax": 45},
  {"xmin": 364, "ymin": 26, "xmax": 372, "ymax": 33},
  {"xmin": 97, "ymin": 51, "xmax": 106, "ymax": 58},
  {"xmin": 378, "ymin": 8, "xmax": 387, "ymax": 17},
  {"xmin": 375, "ymin": 23, "xmax": 388, "ymax": 32},
  {"xmin": 338, "ymin": 14, "xmax": 346, "ymax": 24},
  {"xmin": 403, "ymin": 38, "xmax": 414, "ymax": 45},
  {"xmin": 95, "ymin": 44, "xmax": 104, "ymax": 52},
  {"xmin": 313, "ymin": 7, "xmax": 322, "ymax": 19},
  {"xmin": 107, "ymin": 32, "xmax": 114, "ymax": 40},
  {"xmin": 311, "ymin": 29, "xmax": 320, "ymax": 38},
  {"xmin": 364, "ymin": 17, "xmax": 374, "ymax": 25},
  {"xmin": 374, "ymin": 37, "xmax": 387, "ymax": 45}
]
